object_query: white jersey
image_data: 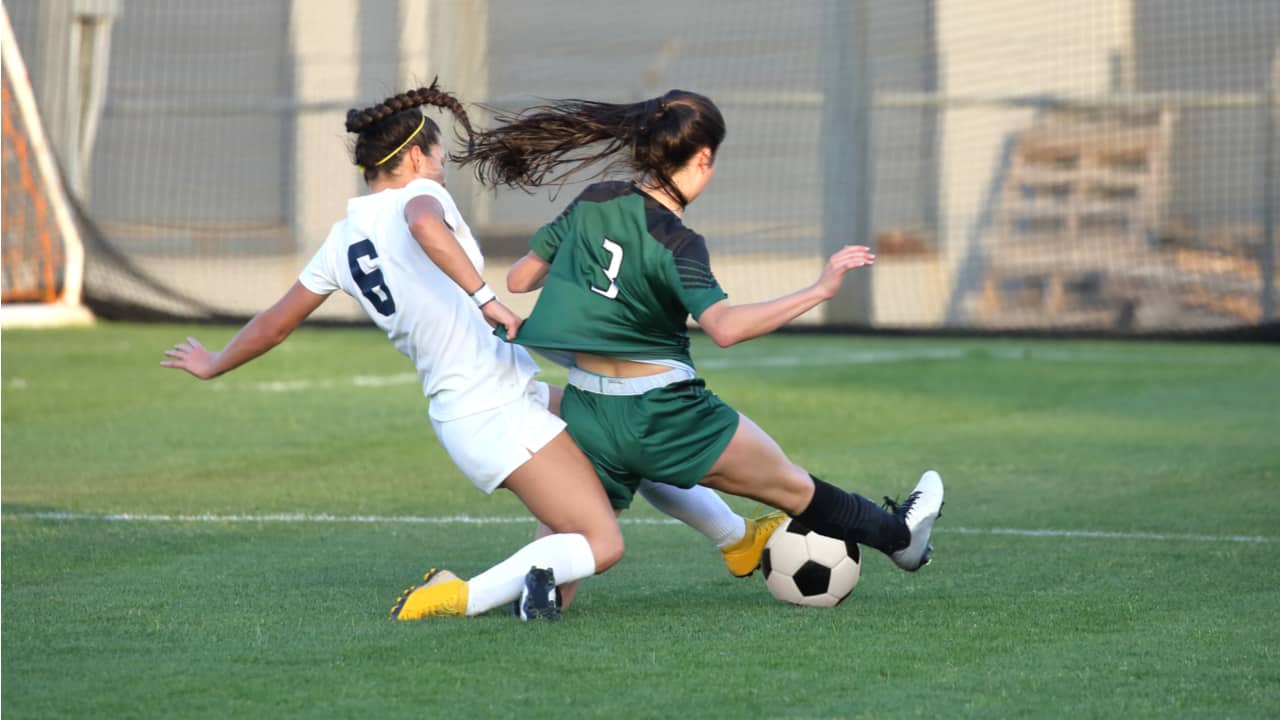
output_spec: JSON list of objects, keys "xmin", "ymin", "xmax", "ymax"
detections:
[{"xmin": 299, "ymin": 178, "xmax": 539, "ymax": 421}]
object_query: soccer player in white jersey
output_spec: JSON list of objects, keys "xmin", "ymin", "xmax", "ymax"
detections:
[{"xmin": 161, "ymin": 83, "xmax": 783, "ymax": 620}]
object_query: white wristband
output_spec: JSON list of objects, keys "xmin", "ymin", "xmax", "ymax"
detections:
[{"xmin": 470, "ymin": 283, "xmax": 496, "ymax": 307}]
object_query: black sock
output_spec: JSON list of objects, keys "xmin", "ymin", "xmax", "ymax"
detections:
[{"xmin": 794, "ymin": 476, "xmax": 909, "ymax": 554}]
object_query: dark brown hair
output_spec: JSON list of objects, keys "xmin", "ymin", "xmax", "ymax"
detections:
[
  {"xmin": 459, "ymin": 89, "xmax": 725, "ymax": 208},
  {"xmin": 345, "ymin": 79, "xmax": 475, "ymax": 182}
]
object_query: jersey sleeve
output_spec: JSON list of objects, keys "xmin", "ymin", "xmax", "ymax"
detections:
[
  {"xmin": 400, "ymin": 178, "xmax": 456, "ymax": 230},
  {"xmin": 668, "ymin": 230, "xmax": 727, "ymax": 319},
  {"xmin": 529, "ymin": 198, "xmax": 581, "ymax": 262},
  {"xmin": 297, "ymin": 222, "xmax": 344, "ymax": 295}
]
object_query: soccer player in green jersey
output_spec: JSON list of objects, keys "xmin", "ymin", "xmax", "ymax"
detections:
[{"xmin": 462, "ymin": 90, "xmax": 944, "ymax": 577}]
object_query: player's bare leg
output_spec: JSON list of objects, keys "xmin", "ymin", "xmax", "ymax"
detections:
[
  {"xmin": 701, "ymin": 413, "xmax": 943, "ymax": 570},
  {"xmin": 468, "ymin": 429, "xmax": 625, "ymax": 619},
  {"xmin": 529, "ymin": 505, "xmax": 623, "ymax": 611},
  {"xmin": 502, "ymin": 430, "xmax": 624, "ymax": 574},
  {"xmin": 700, "ymin": 413, "xmax": 816, "ymax": 513},
  {"xmin": 394, "ymin": 431, "xmax": 622, "ymax": 620}
]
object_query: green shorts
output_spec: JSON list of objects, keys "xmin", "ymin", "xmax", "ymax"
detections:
[{"xmin": 561, "ymin": 379, "xmax": 741, "ymax": 509}]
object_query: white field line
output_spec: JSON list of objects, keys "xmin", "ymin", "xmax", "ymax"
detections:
[
  {"xmin": 6, "ymin": 346, "xmax": 1259, "ymax": 393},
  {"xmin": 219, "ymin": 350, "xmax": 969, "ymax": 393},
  {"xmin": 4, "ymin": 511, "xmax": 1275, "ymax": 544},
  {"xmin": 697, "ymin": 348, "xmax": 967, "ymax": 369},
  {"xmin": 213, "ymin": 372, "xmax": 421, "ymax": 393},
  {"xmin": 217, "ymin": 346, "xmax": 1262, "ymax": 394}
]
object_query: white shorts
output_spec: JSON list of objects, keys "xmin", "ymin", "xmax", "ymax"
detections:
[{"xmin": 431, "ymin": 380, "xmax": 566, "ymax": 494}]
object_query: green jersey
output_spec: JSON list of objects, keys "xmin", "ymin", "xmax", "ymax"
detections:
[{"xmin": 511, "ymin": 181, "xmax": 727, "ymax": 367}]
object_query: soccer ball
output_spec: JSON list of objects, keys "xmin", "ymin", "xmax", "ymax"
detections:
[{"xmin": 761, "ymin": 518, "xmax": 861, "ymax": 607}]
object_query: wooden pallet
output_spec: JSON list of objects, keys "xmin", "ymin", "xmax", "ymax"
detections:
[{"xmin": 975, "ymin": 108, "xmax": 1174, "ymax": 327}]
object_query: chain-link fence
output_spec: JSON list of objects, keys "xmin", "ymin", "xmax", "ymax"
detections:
[{"xmin": 6, "ymin": 0, "xmax": 1276, "ymax": 333}]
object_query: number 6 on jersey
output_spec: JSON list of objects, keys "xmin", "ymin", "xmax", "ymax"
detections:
[
  {"xmin": 348, "ymin": 239, "xmax": 396, "ymax": 316},
  {"xmin": 590, "ymin": 238, "xmax": 623, "ymax": 300}
]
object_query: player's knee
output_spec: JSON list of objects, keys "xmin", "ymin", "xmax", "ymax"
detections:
[{"xmin": 589, "ymin": 529, "xmax": 625, "ymax": 573}]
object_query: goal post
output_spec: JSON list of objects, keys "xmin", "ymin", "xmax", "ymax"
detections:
[{"xmin": 1, "ymin": 2, "xmax": 92, "ymax": 328}]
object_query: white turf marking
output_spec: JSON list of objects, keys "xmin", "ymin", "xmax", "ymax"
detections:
[
  {"xmin": 215, "ymin": 346, "xmax": 1262, "ymax": 394},
  {"xmin": 697, "ymin": 348, "xmax": 966, "ymax": 369},
  {"xmin": 219, "ymin": 373, "xmax": 421, "ymax": 394},
  {"xmin": 227, "ymin": 350, "xmax": 968, "ymax": 393},
  {"xmin": 941, "ymin": 526, "xmax": 1276, "ymax": 544},
  {"xmin": 5, "ymin": 511, "xmax": 1274, "ymax": 544}
]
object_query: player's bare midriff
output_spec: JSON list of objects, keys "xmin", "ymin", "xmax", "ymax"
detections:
[{"xmin": 574, "ymin": 353, "xmax": 670, "ymax": 378}]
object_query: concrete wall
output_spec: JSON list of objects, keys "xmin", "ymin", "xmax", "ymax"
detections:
[{"xmin": 290, "ymin": 0, "xmax": 362, "ymax": 318}]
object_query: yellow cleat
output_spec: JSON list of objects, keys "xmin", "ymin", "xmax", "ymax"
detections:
[
  {"xmin": 720, "ymin": 510, "xmax": 788, "ymax": 577},
  {"xmin": 390, "ymin": 568, "xmax": 469, "ymax": 620}
]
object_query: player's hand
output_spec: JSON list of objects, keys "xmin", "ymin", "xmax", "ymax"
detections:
[
  {"xmin": 482, "ymin": 300, "xmax": 524, "ymax": 340},
  {"xmin": 161, "ymin": 336, "xmax": 220, "ymax": 380},
  {"xmin": 816, "ymin": 245, "xmax": 874, "ymax": 299}
]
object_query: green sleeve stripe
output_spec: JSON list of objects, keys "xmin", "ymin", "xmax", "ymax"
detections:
[
  {"xmin": 673, "ymin": 256, "xmax": 711, "ymax": 266},
  {"xmin": 679, "ymin": 273, "xmax": 718, "ymax": 288},
  {"xmin": 675, "ymin": 263, "xmax": 716, "ymax": 278},
  {"xmin": 674, "ymin": 258, "xmax": 716, "ymax": 273},
  {"xmin": 676, "ymin": 267, "xmax": 719, "ymax": 287}
]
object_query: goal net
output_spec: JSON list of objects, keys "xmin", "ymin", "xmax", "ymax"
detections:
[{"xmin": 1, "ymin": 4, "xmax": 92, "ymax": 327}]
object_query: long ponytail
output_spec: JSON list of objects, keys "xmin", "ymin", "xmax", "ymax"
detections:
[{"xmin": 459, "ymin": 89, "xmax": 725, "ymax": 208}]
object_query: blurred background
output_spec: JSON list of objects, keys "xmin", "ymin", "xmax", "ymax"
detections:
[{"xmin": 3, "ymin": 0, "xmax": 1278, "ymax": 335}]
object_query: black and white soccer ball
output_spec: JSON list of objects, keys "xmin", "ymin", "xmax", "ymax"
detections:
[{"xmin": 761, "ymin": 518, "xmax": 861, "ymax": 607}]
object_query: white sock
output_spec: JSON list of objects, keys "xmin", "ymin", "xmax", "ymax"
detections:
[
  {"xmin": 464, "ymin": 532, "xmax": 596, "ymax": 616},
  {"xmin": 637, "ymin": 480, "xmax": 746, "ymax": 548}
]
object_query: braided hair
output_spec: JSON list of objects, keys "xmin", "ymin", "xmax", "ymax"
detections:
[
  {"xmin": 346, "ymin": 79, "xmax": 476, "ymax": 182},
  {"xmin": 458, "ymin": 89, "xmax": 725, "ymax": 208}
]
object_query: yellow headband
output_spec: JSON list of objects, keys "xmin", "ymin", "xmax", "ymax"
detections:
[{"xmin": 356, "ymin": 116, "xmax": 426, "ymax": 172}]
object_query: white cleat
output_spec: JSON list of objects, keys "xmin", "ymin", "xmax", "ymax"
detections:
[{"xmin": 886, "ymin": 470, "xmax": 944, "ymax": 571}]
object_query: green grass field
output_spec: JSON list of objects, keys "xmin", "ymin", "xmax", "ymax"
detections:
[{"xmin": 3, "ymin": 323, "xmax": 1278, "ymax": 718}]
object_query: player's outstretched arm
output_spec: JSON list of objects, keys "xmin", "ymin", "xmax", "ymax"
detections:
[
  {"xmin": 697, "ymin": 244, "xmax": 874, "ymax": 348},
  {"xmin": 507, "ymin": 251, "xmax": 550, "ymax": 293},
  {"xmin": 161, "ymin": 282, "xmax": 327, "ymax": 380}
]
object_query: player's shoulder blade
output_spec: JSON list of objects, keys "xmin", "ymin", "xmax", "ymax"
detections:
[{"xmin": 644, "ymin": 204, "xmax": 703, "ymax": 258}]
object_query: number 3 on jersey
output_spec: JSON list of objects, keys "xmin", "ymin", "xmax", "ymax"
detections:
[
  {"xmin": 591, "ymin": 238, "xmax": 623, "ymax": 300},
  {"xmin": 348, "ymin": 239, "xmax": 396, "ymax": 315}
]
